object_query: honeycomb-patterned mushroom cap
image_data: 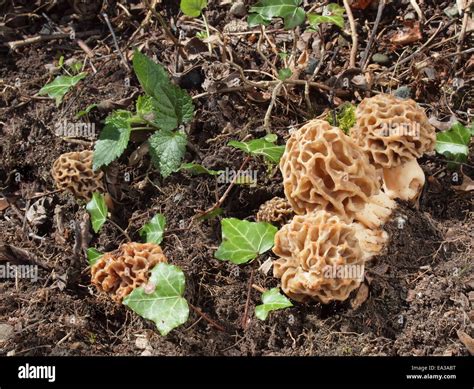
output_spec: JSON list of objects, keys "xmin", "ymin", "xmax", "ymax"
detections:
[
  {"xmin": 351, "ymin": 93, "xmax": 435, "ymax": 168},
  {"xmin": 52, "ymin": 150, "xmax": 105, "ymax": 201},
  {"xmin": 91, "ymin": 242, "xmax": 168, "ymax": 303},
  {"xmin": 280, "ymin": 120, "xmax": 380, "ymax": 220},
  {"xmin": 256, "ymin": 197, "xmax": 294, "ymax": 224},
  {"xmin": 273, "ymin": 211, "xmax": 365, "ymax": 303}
]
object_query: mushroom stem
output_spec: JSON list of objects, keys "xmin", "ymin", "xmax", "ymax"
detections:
[
  {"xmin": 352, "ymin": 222, "xmax": 388, "ymax": 262},
  {"xmin": 382, "ymin": 158, "xmax": 425, "ymax": 202},
  {"xmin": 354, "ymin": 191, "xmax": 396, "ymax": 229}
]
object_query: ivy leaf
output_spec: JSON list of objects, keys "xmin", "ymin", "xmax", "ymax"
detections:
[
  {"xmin": 86, "ymin": 193, "xmax": 108, "ymax": 233},
  {"xmin": 307, "ymin": 3, "xmax": 345, "ymax": 29},
  {"xmin": 435, "ymin": 122, "xmax": 472, "ymax": 164},
  {"xmin": 39, "ymin": 72, "xmax": 86, "ymax": 106},
  {"xmin": 215, "ymin": 218, "xmax": 277, "ymax": 264},
  {"xmin": 248, "ymin": 13, "xmax": 272, "ymax": 27},
  {"xmin": 255, "ymin": 288, "xmax": 293, "ymax": 320},
  {"xmin": 249, "ymin": 0, "xmax": 305, "ymax": 29},
  {"xmin": 149, "ymin": 130, "xmax": 188, "ymax": 178},
  {"xmin": 278, "ymin": 68, "xmax": 292, "ymax": 81},
  {"xmin": 93, "ymin": 110, "xmax": 132, "ymax": 171},
  {"xmin": 228, "ymin": 137, "xmax": 285, "ymax": 163},
  {"xmin": 180, "ymin": 0, "xmax": 207, "ymax": 17},
  {"xmin": 123, "ymin": 263, "xmax": 189, "ymax": 336},
  {"xmin": 133, "ymin": 51, "xmax": 194, "ymax": 130},
  {"xmin": 139, "ymin": 214, "xmax": 166, "ymax": 245},
  {"xmin": 179, "ymin": 162, "xmax": 223, "ymax": 176},
  {"xmin": 87, "ymin": 248, "xmax": 103, "ymax": 266}
]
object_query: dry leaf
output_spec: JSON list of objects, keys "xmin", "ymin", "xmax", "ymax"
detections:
[
  {"xmin": 453, "ymin": 174, "xmax": 474, "ymax": 192},
  {"xmin": 457, "ymin": 330, "xmax": 474, "ymax": 355},
  {"xmin": 0, "ymin": 197, "xmax": 9, "ymax": 211},
  {"xmin": 351, "ymin": 283, "xmax": 369, "ymax": 310},
  {"xmin": 390, "ymin": 21, "xmax": 422, "ymax": 46},
  {"xmin": 349, "ymin": 0, "xmax": 375, "ymax": 10}
]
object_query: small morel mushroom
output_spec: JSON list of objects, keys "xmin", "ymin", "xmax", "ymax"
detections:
[
  {"xmin": 256, "ymin": 197, "xmax": 294, "ymax": 224},
  {"xmin": 273, "ymin": 211, "xmax": 365, "ymax": 303},
  {"xmin": 91, "ymin": 242, "xmax": 168, "ymax": 303},
  {"xmin": 52, "ymin": 150, "xmax": 106, "ymax": 201},
  {"xmin": 350, "ymin": 93, "xmax": 435, "ymax": 201},
  {"xmin": 280, "ymin": 119, "xmax": 395, "ymax": 228}
]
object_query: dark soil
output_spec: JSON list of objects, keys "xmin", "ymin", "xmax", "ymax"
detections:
[{"xmin": 0, "ymin": 0, "xmax": 473, "ymax": 356}]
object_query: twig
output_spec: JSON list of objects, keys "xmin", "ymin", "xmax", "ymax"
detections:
[
  {"xmin": 359, "ymin": 0, "xmax": 385, "ymax": 70},
  {"xmin": 6, "ymin": 30, "xmax": 101, "ymax": 50},
  {"xmin": 202, "ymin": 13, "xmax": 213, "ymax": 55},
  {"xmin": 195, "ymin": 155, "xmax": 251, "ymax": 218},
  {"xmin": 409, "ymin": 0, "xmax": 424, "ymax": 22},
  {"xmin": 108, "ymin": 219, "xmax": 132, "ymax": 242},
  {"xmin": 455, "ymin": 8, "xmax": 470, "ymax": 67},
  {"xmin": 343, "ymin": 0, "xmax": 358, "ymax": 68},
  {"xmin": 264, "ymin": 81, "xmax": 284, "ymax": 131},
  {"xmin": 102, "ymin": 12, "xmax": 130, "ymax": 71},
  {"xmin": 252, "ymin": 284, "xmax": 267, "ymax": 294},
  {"xmin": 241, "ymin": 270, "xmax": 254, "ymax": 330},
  {"xmin": 189, "ymin": 304, "xmax": 226, "ymax": 332}
]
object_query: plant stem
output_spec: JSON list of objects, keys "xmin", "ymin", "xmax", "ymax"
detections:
[{"xmin": 202, "ymin": 13, "xmax": 212, "ymax": 55}]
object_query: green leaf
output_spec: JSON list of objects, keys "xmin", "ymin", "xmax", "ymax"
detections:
[
  {"xmin": 93, "ymin": 110, "xmax": 132, "ymax": 171},
  {"xmin": 86, "ymin": 193, "xmax": 108, "ymax": 233},
  {"xmin": 197, "ymin": 207, "xmax": 223, "ymax": 221},
  {"xmin": 215, "ymin": 218, "xmax": 277, "ymax": 264},
  {"xmin": 133, "ymin": 51, "xmax": 194, "ymax": 130},
  {"xmin": 139, "ymin": 214, "xmax": 166, "ymax": 245},
  {"xmin": 264, "ymin": 133, "xmax": 278, "ymax": 143},
  {"xmin": 76, "ymin": 103, "xmax": 98, "ymax": 119},
  {"xmin": 228, "ymin": 137, "xmax": 285, "ymax": 164},
  {"xmin": 248, "ymin": 13, "xmax": 272, "ymax": 27},
  {"xmin": 249, "ymin": 0, "xmax": 305, "ymax": 29},
  {"xmin": 180, "ymin": 0, "xmax": 207, "ymax": 17},
  {"xmin": 255, "ymin": 288, "xmax": 293, "ymax": 320},
  {"xmin": 39, "ymin": 72, "xmax": 86, "ymax": 106},
  {"xmin": 307, "ymin": 3, "xmax": 345, "ymax": 29},
  {"xmin": 179, "ymin": 162, "xmax": 223, "ymax": 176},
  {"xmin": 123, "ymin": 263, "xmax": 189, "ymax": 336},
  {"xmin": 327, "ymin": 102, "xmax": 356, "ymax": 134},
  {"xmin": 87, "ymin": 248, "xmax": 103, "ymax": 266},
  {"xmin": 149, "ymin": 130, "xmax": 188, "ymax": 178},
  {"xmin": 435, "ymin": 122, "xmax": 472, "ymax": 164},
  {"xmin": 136, "ymin": 95, "xmax": 155, "ymax": 116},
  {"xmin": 278, "ymin": 68, "xmax": 292, "ymax": 81}
]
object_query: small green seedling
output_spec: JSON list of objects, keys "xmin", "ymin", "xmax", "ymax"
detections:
[
  {"xmin": 435, "ymin": 122, "xmax": 473, "ymax": 168},
  {"xmin": 86, "ymin": 192, "xmax": 108, "ymax": 233},
  {"xmin": 139, "ymin": 213, "xmax": 166, "ymax": 245},
  {"xmin": 255, "ymin": 288, "xmax": 293, "ymax": 320},
  {"xmin": 228, "ymin": 134, "xmax": 285, "ymax": 164}
]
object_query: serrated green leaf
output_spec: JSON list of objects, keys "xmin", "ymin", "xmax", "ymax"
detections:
[
  {"xmin": 39, "ymin": 72, "xmax": 86, "ymax": 106},
  {"xmin": 136, "ymin": 95, "xmax": 155, "ymax": 116},
  {"xmin": 149, "ymin": 130, "xmax": 188, "ymax": 178},
  {"xmin": 255, "ymin": 288, "xmax": 293, "ymax": 320},
  {"xmin": 180, "ymin": 0, "xmax": 207, "ymax": 17},
  {"xmin": 133, "ymin": 51, "xmax": 194, "ymax": 130},
  {"xmin": 140, "ymin": 214, "xmax": 166, "ymax": 245},
  {"xmin": 179, "ymin": 162, "xmax": 223, "ymax": 176},
  {"xmin": 228, "ymin": 137, "xmax": 285, "ymax": 163},
  {"xmin": 86, "ymin": 193, "xmax": 108, "ymax": 233},
  {"xmin": 435, "ymin": 122, "xmax": 472, "ymax": 164},
  {"xmin": 93, "ymin": 110, "xmax": 132, "ymax": 170},
  {"xmin": 327, "ymin": 102, "xmax": 356, "ymax": 134},
  {"xmin": 215, "ymin": 218, "xmax": 277, "ymax": 264},
  {"xmin": 123, "ymin": 263, "xmax": 189, "ymax": 336},
  {"xmin": 278, "ymin": 68, "xmax": 292, "ymax": 81},
  {"xmin": 87, "ymin": 248, "xmax": 103, "ymax": 266},
  {"xmin": 249, "ymin": 0, "xmax": 305, "ymax": 29}
]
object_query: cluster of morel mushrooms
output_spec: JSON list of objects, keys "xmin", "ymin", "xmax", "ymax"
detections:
[
  {"xmin": 51, "ymin": 93, "xmax": 435, "ymax": 305},
  {"xmin": 257, "ymin": 93, "xmax": 435, "ymax": 304}
]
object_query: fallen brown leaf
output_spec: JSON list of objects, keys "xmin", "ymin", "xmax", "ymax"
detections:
[
  {"xmin": 349, "ymin": 0, "xmax": 375, "ymax": 9},
  {"xmin": 0, "ymin": 197, "xmax": 9, "ymax": 211},
  {"xmin": 351, "ymin": 283, "xmax": 369, "ymax": 310},
  {"xmin": 453, "ymin": 174, "xmax": 474, "ymax": 192},
  {"xmin": 390, "ymin": 21, "xmax": 422, "ymax": 46},
  {"xmin": 457, "ymin": 330, "xmax": 474, "ymax": 355}
]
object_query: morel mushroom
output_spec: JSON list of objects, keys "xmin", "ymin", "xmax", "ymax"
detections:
[
  {"xmin": 52, "ymin": 150, "xmax": 107, "ymax": 202},
  {"xmin": 91, "ymin": 242, "xmax": 168, "ymax": 303},
  {"xmin": 273, "ymin": 211, "xmax": 365, "ymax": 303},
  {"xmin": 280, "ymin": 119, "xmax": 395, "ymax": 229},
  {"xmin": 256, "ymin": 197, "xmax": 294, "ymax": 225},
  {"xmin": 350, "ymin": 93, "xmax": 435, "ymax": 201}
]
